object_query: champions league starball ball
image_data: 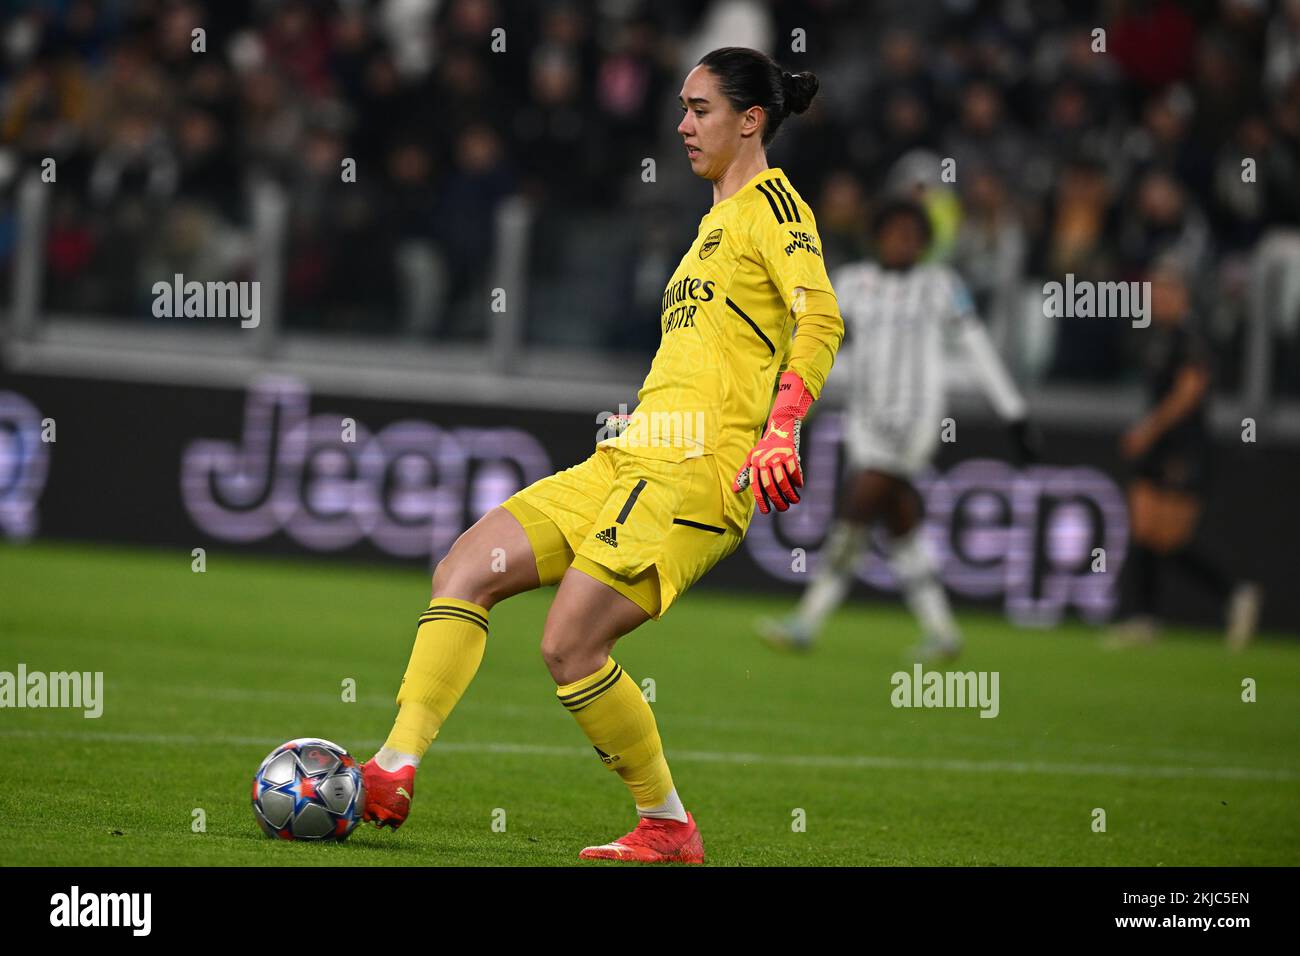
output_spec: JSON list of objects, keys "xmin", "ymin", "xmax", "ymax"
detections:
[{"xmin": 251, "ymin": 738, "xmax": 366, "ymax": 841}]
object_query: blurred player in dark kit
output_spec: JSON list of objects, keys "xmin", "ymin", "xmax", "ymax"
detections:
[{"xmin": 1108, "ymin": 260, "xmax": 1260, "ymax": 649}]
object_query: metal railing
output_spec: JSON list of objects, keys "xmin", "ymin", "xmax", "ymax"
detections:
[{"xmin": 4, "ymin": 170, "xmax": 1299, "ymax": 441}]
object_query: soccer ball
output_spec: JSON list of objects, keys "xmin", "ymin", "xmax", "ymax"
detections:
[{"xmin": 251, "ymin": 737, "xmax": 366, "ymax": 841}]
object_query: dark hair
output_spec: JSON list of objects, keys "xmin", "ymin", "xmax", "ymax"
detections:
[
  {"xmin": 697, "ymin": 47, "xmax": 819, "ymax": 146},
  {"xmin": 871, "ymin": 197, "xmax": 933, "ymax": 244}
]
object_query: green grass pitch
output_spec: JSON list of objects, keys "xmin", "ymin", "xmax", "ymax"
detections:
[{"xmin": 1, "ymin": 540, "xmax": 1296, "ymax": 866}]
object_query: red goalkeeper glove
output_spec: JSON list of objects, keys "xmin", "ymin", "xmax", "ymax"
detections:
[{"xmin": 732, "ymin": 370, "xmax": 815, "ymax": 514}]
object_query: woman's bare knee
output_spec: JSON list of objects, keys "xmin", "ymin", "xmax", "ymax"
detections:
[
  {"xmin": 430, "ymin": 506, "xmax": 540, "ymax": 608},
  {"xmin": 430, "ymin": 552, "xmax": 494, "ymax": 606},
  {"xmin": 540, "ymin": 629, "xmax": 613, "ymax": 685},
  {"xmin": 1128, "ymin": 483, "xmax": 1156, "ymax": 546},
  {"xmin": 540, "ymin": 568, "xmax": 647, "ymax": 684}
]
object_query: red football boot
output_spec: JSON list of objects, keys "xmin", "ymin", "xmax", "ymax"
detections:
[
  {"xmin": 578, "ymin": 813, "xmax": 704, "ymax": 863},
  {"xmin": 361, "ymin": 758, "xmax": 415, "ymax": 829}
]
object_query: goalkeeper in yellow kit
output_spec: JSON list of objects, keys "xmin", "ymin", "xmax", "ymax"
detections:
[{"xmin": 360, "ymin": 47, "xmax": 844, "ymax": 863}]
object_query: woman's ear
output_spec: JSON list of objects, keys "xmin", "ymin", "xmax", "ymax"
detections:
[{"xmin": 740, "ymin": 105, "xmax": 765, "ymax": 139}]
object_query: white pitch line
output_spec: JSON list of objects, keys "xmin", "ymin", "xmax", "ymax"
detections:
[
  {"xmin": 148, "ymin": 684, "xmax": 1269, "ymax": 764},
  {"xmin": 2, "ymin": 728, "xmax": 1296, "ymax": 783}
]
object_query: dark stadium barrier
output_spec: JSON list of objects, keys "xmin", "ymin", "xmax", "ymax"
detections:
[{"xmin": 2, "ymin": 372, "xmax": 1295, "ymax": 633}]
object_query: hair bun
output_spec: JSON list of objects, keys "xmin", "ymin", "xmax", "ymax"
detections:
[{"xmin": 781, "ymin": 70, "xmax": 819, "ymax": 115}]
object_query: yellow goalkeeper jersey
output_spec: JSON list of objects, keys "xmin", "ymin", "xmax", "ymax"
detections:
[{"xmin": 599, "ymin": 167, "xmax": 841, "ymax": 474}]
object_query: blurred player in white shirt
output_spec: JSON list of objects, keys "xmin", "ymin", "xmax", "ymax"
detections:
[{"xmin": 757, "ymin": 198, "xmax": 1038, "ymax": 660}]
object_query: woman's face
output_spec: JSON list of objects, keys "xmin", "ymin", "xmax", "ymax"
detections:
[
  {"xmin": 877, "ymin": 214, "xmax": 926, "ymax": 269},
  {"xmin": 677, "ymin": 65, "xmax": 761, "ymax": 180}
]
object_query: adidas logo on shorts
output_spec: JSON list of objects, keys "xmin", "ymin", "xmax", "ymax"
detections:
[{"xmin": 595, "ymin": 526, "xmax": 619, "ymax": 547}]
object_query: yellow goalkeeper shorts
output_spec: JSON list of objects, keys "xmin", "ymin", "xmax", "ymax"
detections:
[{"xmin": 501, "ymin": 445, "xmax": 746, "ymax": 620}]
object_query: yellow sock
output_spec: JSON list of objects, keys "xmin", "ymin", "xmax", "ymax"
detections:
[
  {"xmin": 556, "ymin": 658, "xmax": 675, "ymax": 808},
  {"xmin": 384, "ymin": 598, "xmax": 489, "ymax": 757}
]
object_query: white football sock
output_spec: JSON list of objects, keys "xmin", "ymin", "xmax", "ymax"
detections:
[
  {"xmin": 794, "ymin": 519, "xmax": 868, "ymax": 634},
  {"xmin": 375, "ymin": 747, "xmax": 420, "ymax": 772},
  {"xmin": 890, "ymin": 528, "xmax": 960, "ymax": 645},
  {"xmin": 636, "ymin": 787, "xmax": 688, "ymax": 823}
]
